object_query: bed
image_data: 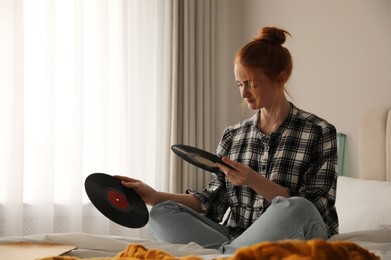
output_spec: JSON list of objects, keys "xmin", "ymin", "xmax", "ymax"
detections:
[{"xmin": 1, "ymin": 107, "xmax": 391, "ymax": 259}]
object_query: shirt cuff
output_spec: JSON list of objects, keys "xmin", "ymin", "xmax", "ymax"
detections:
[{"xmin": 186, "ymin": 189, "xmax": 209, "ymax": 212}]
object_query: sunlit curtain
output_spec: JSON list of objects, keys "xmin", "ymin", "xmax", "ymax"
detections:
[
  {"xmin": 0, "ymin": 0, "xmax": 164, "ymax": 238},
  {"xmin": 160, "ymin": 0, "xmax": 218, "ymax": 193},
  {"xmin": 0, "ymin": 0, "xmax": 219, "ymax": 237},
  {"xmin": 178, "ymin": 0, "xmax": 218, "ymax": 192}
]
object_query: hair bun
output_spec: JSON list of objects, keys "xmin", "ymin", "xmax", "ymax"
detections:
[{"xmin": 256, "ymin": 27, "xmax": 290, "ymax": 45}]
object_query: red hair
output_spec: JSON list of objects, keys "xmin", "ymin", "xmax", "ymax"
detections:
[{"xmin": 235, "ymin": 27, "xmax": 293, "ymax": 81}]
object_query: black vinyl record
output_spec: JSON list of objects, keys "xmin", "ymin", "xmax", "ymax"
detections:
[
  {"xmin": 171, "ymin": 144, "xmax": 235, "ymax": 175},
  {"xmin": 85, "ymin": 173, "xmax": 148, "ymax": 228}
]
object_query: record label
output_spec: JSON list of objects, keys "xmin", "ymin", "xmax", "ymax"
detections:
[
  {"xmin": 105, "ymin": 188, "xmax": 131, "ymax": 211},
  {"xmin": 193, "ymin": 155, "xmax": 216, "ymax": 167}
]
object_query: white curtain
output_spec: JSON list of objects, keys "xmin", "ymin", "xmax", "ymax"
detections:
[
  {"xmin": 161, "ymin": 0, "xmax": 218, "ymax": 193},
  {"xmin": 0, "ymin": 0, "xmax": 219, "ymax": 237},
  {"xmin": 179, "ymin": 0, "xmax": 218, "ymax": 192},
  {"xmin": 0, "ymin": 0, "xmax": 164, "ymax": 238}
]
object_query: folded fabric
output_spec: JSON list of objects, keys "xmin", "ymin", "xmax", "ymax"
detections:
[{"xmin": 40, "ymin": 239, "xmax": 379, "ymax": 260}]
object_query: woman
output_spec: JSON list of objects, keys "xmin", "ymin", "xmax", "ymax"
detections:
[{"xmin": 116, "ymin": 26, "xmax": 338, "ymax": 254}]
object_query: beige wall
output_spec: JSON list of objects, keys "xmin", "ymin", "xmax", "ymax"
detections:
[{"xmin": 217, "ymin": 0, "xmax": 391, "ymax": 177}]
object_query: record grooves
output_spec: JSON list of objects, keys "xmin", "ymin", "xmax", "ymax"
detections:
[{"xmin": 85, "ymin": 173, "xmax": 148, "ymax": 228}]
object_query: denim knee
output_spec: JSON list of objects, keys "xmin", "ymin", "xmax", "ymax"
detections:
[
  {"xmin": 149, "ymin": 200, "xmax": 178, "ymax": 222},
  {"xmin": 264, "ymin": 196, "xmax": 316, "ymax": 224},
  {"xmin": 269, "ymin": 196, "xmax": 327, "ymax": 239},
  {"xmin": 148, "ymin": 200, "xmax": 229, "ymax": 247},
  {"xmin": 271, "ymin": 196, "xmax": 315, "ymax": 214},
  {"xmin": 148, "ymin": 200, "xmax": 178, "ymax": 240}
]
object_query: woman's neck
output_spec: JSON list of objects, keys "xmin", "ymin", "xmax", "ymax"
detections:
[{"xmin": 259, "ymin": 98, "xmax": 291, "ymax": 135}]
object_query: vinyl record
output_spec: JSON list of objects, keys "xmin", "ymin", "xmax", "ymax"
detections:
[
  {"xmin": 85, "ymin": 173, "xmax": 148, "ymax": 228},
  {"xmin": 171, "ymin": 144, "xmax": 235, "ymax": 174}
]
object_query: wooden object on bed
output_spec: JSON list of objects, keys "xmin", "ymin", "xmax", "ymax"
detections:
[
  {"xmin": 0, "ymin": 242, "xmax": 76, "ymax": 260},
  {"xmin": 358, "ymin": 107, "xmax": 391, "ymax": 181}
]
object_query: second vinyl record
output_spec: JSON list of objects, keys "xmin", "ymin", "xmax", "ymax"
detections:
[{"xmin": 171, "ymin": 144, "xmax": 234, "ymax": 174}]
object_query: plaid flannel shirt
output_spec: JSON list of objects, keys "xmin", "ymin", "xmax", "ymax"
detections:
[{"xmin": 189, "ymin": 103, "xmax": 339, "ymax": 240}]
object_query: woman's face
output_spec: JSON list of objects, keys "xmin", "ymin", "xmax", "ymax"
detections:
[{"xmin": 234, "ymin": 63, "xmax": 281, "ymax": 110}]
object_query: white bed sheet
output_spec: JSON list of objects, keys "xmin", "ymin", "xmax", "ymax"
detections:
[
  {"xmin": 2, "ymin": 227, "xmax": 391, "ymax": 260},
  {"xmin": 0, "ymin": 232, "xmax": 224, "ymax": 259},
  {"xmin": 329, "ymin": 225, "xmax": 391, "ymax": 260}
]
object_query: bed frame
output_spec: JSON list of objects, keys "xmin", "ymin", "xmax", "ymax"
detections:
[{"xmin": 358, "ymin": 107, "xmax": 391, "ymax": 181}]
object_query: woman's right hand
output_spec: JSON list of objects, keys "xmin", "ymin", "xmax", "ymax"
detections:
[{"xmin": 114, "ymin": 175, "xmax": 158, "ymax": 206}]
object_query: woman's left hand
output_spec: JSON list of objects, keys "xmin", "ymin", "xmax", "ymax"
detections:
[{"xmin": 216, "ymin": 157, "xmax": 257, "ymax": 186}]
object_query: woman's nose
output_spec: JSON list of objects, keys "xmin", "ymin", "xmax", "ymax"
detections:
[{"xmin": 240, "ymin": 86, "xmax": 250, "ymax": 98}]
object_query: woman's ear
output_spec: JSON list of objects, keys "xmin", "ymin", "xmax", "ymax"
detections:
[{"xmin": 277, "ymin": 71, "xmax": 288, "ymax": 86}]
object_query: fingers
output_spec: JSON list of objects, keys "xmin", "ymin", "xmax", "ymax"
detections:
[
  {"xmin": 216, "ymin": 163, "xmax": 235, "ymax": 175},
  {"xmin": 216, "ymin": 157, "xmax": 240, "ymax": 173},
  {"xmin": 221, "ymin": 157, "xmax": 241, "ymax": 170},
  {"xmin": 114, "ymin": 175, "xmax": 139, "ymax": 182},
  {"xmin": 216, "ymin": 163, "xmax": 239, "ymax": 184},
  {"xmin": 113, "ymin": 175, "xmax": 141, "ymax": 188},
  {"xmin": 216, "ymin": 157, "xmax": 249, "ymax": 185},
  {"xmin": 216, "ymin": 158, "xmax": 238, "ymax": 176},
  {"xmin": 226, "ymin": 171, "xmax": 238, "ymax": 179}
]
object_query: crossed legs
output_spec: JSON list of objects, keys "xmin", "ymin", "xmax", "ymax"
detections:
[{"xmin": 147, "ymin": 196, "xmax": 328, "ymax": 254}]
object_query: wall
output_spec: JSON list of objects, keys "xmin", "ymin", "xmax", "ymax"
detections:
[
  {"xmin": 217, "ymin": 0, "xmax": 391, "ymax": 177},
  {"xmin": 216, "ymin": 0, "xmax": 245, "ymax": 130}
]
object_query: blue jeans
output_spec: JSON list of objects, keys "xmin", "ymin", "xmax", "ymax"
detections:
[{"xmin": 147, "ymin": 196, "xmax": 328, "ymax": 254}]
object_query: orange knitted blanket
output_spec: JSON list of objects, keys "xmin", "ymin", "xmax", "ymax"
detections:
[
  {"xmin": 40, "ymin": 239, "xmax": 380, "ymax": 260},
  {"xmin": 218, "ymin": 239, "xmax": 380, "ymax": 260}
]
